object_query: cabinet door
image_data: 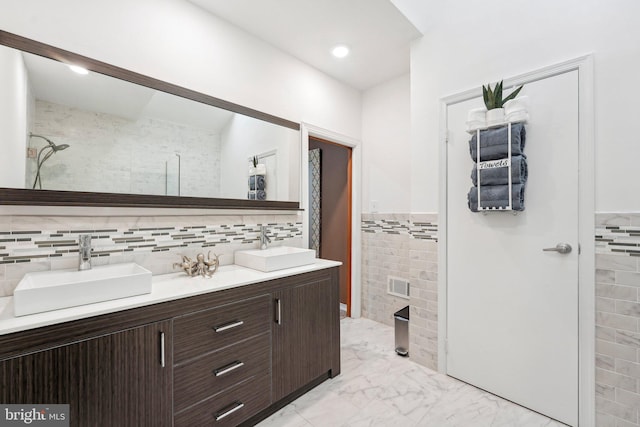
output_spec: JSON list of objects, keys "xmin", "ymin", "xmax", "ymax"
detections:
[
  {"xmin": 0, "ymin": 320, "xmax": 172, "ymax": 427},
  {"xmin": 272, "ymin": 276, "xmax": 335, "ymax": 401}
]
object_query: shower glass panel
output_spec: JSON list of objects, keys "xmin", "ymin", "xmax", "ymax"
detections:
[{"xmin": 166, "ymin": 154, "xmax": 181, "ymax": 196}]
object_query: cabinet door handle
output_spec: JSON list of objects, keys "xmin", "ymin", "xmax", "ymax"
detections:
[
  {"xmin": 275, "ymin": 298, "xmax": 282, "ymax": 325},
  {"xmin": 215, "ymin": 401, "xmax": 245, "ymax": 421},
  {"xmin": 159, "ymin": 332, "xmax": 165, "ymax": 368},
  {"xmin": 213, "ymin": 320, "xmax": 244, "ymax": 333},
  {"xmin": 213, "ymin": 360, "xmax": 245, "ymax": 377}
]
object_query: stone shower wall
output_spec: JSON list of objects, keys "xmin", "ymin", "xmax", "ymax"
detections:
[{"xmin": 31, "ymin": 100, "xmax": 222, "ymax": 197}]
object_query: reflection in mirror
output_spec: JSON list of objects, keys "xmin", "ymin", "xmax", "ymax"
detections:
[{"xmin": 0, "ymin": 43, "xmax": 300, "ymax": 202}]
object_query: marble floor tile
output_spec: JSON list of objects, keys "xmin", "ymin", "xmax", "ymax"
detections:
[
  {"xmin": 257, "ymin": 405, "xmax": 313, "ymax": 427},
  {"xmin": 257, "ymin": 317, "xmax": 566, "ymax": 427}
]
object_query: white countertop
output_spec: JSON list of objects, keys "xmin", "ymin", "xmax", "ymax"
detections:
[{"xmin": 0, "ymin": 259, "xmax": 341, "ymax": 336}]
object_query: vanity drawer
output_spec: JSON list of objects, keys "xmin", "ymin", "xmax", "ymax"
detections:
[
  {"xmin": 174, "ymin": 373, "xmax": 271, "ymax": 427},
  {"xmin": 174, "ymin": 294, "xmax": 270, "ymax": 363},
  {"xmin": 174, "ymin": 332, "xmax": 270, "ymax": 413}
]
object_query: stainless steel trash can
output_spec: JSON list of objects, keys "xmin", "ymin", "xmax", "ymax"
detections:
[{"xmin": 394, "ymin": 306, "xmax": 409, "ymax": 356}]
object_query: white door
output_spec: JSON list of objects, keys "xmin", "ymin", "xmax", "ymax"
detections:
[
  {"xmin": 446, "ymin": 70, "xmax": 579, "ymax": 426},
  {"xmin": 258, "ymin": 152, "xmax": 277, "ymax": 200}
]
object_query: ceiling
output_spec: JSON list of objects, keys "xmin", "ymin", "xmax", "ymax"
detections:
[
  {"xmin": 24, "ymin": 52, "xmax": 234, "ymax": 132},
  {"xmin": 187, "ymin": 0, "xmax": 422, "ymax": 91}
]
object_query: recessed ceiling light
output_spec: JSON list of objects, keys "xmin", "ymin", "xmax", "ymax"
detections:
[
  {"xmin": 331, "ymin": 45, "xmax": 350, "ymax": 58},
  {"xmin": 68, "ymin": 64, "xmax": 89, "ymax": 75}
]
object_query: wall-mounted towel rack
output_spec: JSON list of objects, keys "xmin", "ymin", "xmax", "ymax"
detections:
[{"xmin": 467, "ymin": 118, "xmax": 528, "ymax": 213}]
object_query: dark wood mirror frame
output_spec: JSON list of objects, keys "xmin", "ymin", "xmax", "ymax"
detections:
[{"xmin": 0, "ymin": 30, "xmax": 301, "ymax": 210}]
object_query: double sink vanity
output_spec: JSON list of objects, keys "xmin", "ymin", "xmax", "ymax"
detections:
[
  {"xmin": 0, "ymin": 29, "xmax": 340, "ymax": 426},
  {"xmin": 0, "ymin": 247, "xmax": 341, "ymax": 426}
]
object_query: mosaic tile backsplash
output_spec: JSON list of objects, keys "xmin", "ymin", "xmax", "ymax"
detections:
[
  {"xmin": 0, "ymin": 214, "xmax": 302, "ymax": 297},
  {"xmin": 0, "ymin": 223, "xmax": 301, "ymax": 264},
  {"xmin": 596, "ymin": 223, "xmax": 640, "ymax": 257},
  {"xmin": 361, "ymin": 216, "xmax": 438, "ymax": 241}
]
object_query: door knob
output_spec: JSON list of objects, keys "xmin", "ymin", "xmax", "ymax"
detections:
[{"xmin": 542, "ymin": 243, "xmax": 572, "ymax": 254}]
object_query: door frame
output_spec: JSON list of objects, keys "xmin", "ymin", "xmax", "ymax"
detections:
[
  {"xmin": 300, "ymin": 122, "xmax": 362, "ymax": 318},
  {"xmin": 438, "ymin": 55, "xmax": 595, "ymax": 425}
]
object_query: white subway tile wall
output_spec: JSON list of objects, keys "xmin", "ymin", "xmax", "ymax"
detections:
[
  {"xmin": 0, "ymin": 214, "xmax": 302, "ymax": 297},
  {"xmin": 31, "ymin": 100, "xmax": 222, "ymax": 197},
  {"xmin": 596, "ymin": 213, "xmax": 640, "ymax": 426},
  {"xmin": 361, "ymin": 213, "xmax": 438, "ymax": 370}
]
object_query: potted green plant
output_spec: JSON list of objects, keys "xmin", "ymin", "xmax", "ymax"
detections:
[
  {"xmin": 249, "ymin": 155, "xmax": 266, "ymax": 176},
  {"xmin": 483, "ymin": 80, "xmax": 523, "ymax": 125}
]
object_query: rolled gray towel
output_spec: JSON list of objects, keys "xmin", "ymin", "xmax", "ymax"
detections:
[
  {"xmin": 256, "ymin": 190, "xmax": 266, "ymax": 200},
  {"xmin": 467, "ymin": 183, "xmax": 525, "ymax": 212},
  {"xmin": 247, "ymin": 190, "xmax": 256, "ymax": 200},
  {"xmin": 471, "ymin": 155, "xmax": 528, "ymax": 186},
  {"xmin": 469, "ymin": 123, "xmax": 526, "ymax": 162},
  {"xmin": 249, "ymin": 175, "xmax": 266, "ymax": 190}
]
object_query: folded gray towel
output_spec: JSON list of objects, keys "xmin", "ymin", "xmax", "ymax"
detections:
[
  {"xmin": 471, "ymin": 155, "xmax": 528, "ymax": 186},
  {"xmin": 249, "ymin": 175, "xmax": 266, "ymax": 190},
  {"xmin": 247, "ymin": 190, "xmax": 266, "ymax": 200},
  {"xmin": 467, "ymin": 183, "xmax": 525, "ymax": 212},
  {"xmin": 469, "ymin": 123, "xmax": 526, "ymax": 162}
]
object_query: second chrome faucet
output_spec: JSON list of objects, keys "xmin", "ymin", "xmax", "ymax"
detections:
[
  {"xmin": 260, "ymin": 226, "xmax": 271, "ymax": 250},
  {"xmin": 78, "ymin": 234, "xmax": 92, "ymax": 271}
]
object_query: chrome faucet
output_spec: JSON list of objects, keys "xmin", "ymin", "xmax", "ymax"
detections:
[
  {"xmin": 260, "ymin": 226, "xmax": 271, "ymax": 250},
  {"xmin": 78, "ymin": 234, "xmax": 92, "ymax": 271}
]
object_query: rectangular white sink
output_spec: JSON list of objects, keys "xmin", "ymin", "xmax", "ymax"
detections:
[
  {"xmin": 13, "ymin": 263, "xmax": 152, "ymax": 317},
  {"xmin": 234, "ymin": 246, "xmax": 316, "ymax": 272}
]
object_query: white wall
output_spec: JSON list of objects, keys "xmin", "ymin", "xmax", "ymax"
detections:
[
  {"xmin": 0, "ymin": 45, "xmax": 27, "ymax": 187},
  {"xmin": 0, "ymin": 0, "xmax": 362, "ymax": 140},
  {"xmin": 402, "ymin": 0, "xmax": 640, "ymax": 211},
  {"xmin": 219, "ymin": 114, "xmax": 299, "ymax": 201},
  {"xmin": 361, "ymin": 74, "xmax": 411, "ymax": 213}
]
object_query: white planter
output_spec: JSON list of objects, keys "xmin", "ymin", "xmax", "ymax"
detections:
[{"xmin": 486, "ymin": 108, "xmax": 505, "ymax": 125}]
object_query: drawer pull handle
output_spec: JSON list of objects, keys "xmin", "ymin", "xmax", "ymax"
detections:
[
  {"xmin": 215, "ymin": 401, "xmax": 244, "ymax": 421},
  {"xmin": 160, "ymin": 332, "xmax": 165, "ymax": 368},
  {"xmin": 213, "ymin": 320, "xmax": 244, "ymax": 333},
  {"xmin": 214, "ymin": 360, "xmax": 245, "ymax": 377},
  {"xmin": 275, "ymin": 299, "xmax": 282, "ymax": 325}
]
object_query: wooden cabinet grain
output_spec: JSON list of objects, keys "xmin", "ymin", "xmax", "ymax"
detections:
[
  {"xmin": 173, "ymin": 294, "xmax": 272, "ymax": 425},
  {"xmin": 0, "ymin": 266, "xmax": 340, "ymax": 426},
  {"xmin": 173, "ymin": 294, "xmax": 271, "ymax": 364},
  {"xmin": 0, "ymin": 320, "xmax": 172, "ymax": 427},
  {"xmin": 272, "ymin": 270, "xmax": 340, "ymax": 401}
]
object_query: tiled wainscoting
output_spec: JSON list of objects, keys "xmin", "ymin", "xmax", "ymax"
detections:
[
  {"xmin": 363, "ymin": 212, "xmax": 640, "ymax": 425},
  {"xmin": 0, "ymin": 213, "xmax": 302, "ymax": 297},
  {"xmin": 595, "ymin": 213, "xmax": 640, "ymax": 427},
  {"xmin": 361, "ymin": 213, "xmax": 438, "ymax": 370}
]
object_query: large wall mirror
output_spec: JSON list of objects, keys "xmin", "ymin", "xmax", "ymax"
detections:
[{"xmin": 0, "ymin": 31, "xmax": 300, "ymax": 209}]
